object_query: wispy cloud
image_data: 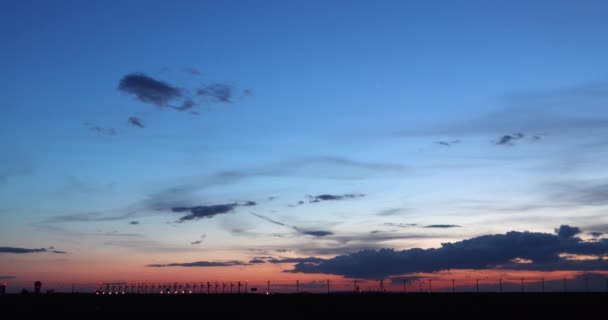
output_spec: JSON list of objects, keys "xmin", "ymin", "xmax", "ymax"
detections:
[
  {"xmin": 401, "ymin": 82, "xmax": 608, "ymax": 137},
  {"xmin": 190, "ymin": 234, "xmax": 206, "ymax": 245},
  {"xmin": 251, "ymin": 213, "xmax": 333, "ymax": 237},
  {"xmin": 197, "ymin": 83, "xmax": 233, "ymax": 103},
  {"xmin": 84, "ymin": 123, "xmax": 117, "ymax": 136},
  {"xmin": 42, "ymin": 212, "xmax": 138, "ymax": 224}
]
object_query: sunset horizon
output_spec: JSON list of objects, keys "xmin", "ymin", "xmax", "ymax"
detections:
[{"xmin": 2, "ymin": 0, "xmax": 607, "ymax": 297}]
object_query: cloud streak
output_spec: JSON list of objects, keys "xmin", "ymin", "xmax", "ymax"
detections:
[
  {"xmin": 148, "ymin": 260, "xmax": 247, "ymax": 267},
  {"xmin": 0, "ymin": 247, "xmax": 66, "ymax": 254},
  {"xmin": 251, "ymin": 213, "xmax": 333, "ymax": 237},
  {"xmin": 424, "ymin": 224, "xmax": 461, "ymax": 229}
]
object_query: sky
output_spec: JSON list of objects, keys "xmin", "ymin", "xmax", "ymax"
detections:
[{"xmin": 1, "ymin": 0, "xmax": 608, "ymax": 293}]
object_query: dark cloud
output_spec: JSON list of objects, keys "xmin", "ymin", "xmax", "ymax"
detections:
[
  {"xmin": 128, "ymin": 116, "xmax": 145, "ymax": 128},
  {"xmin": 249, "ymin": 259, "xmax": 266, "ymax": 264},
  {"xmin": 435, "ymin": 140, "xmax": 460, "ymax": 147},
  {"xmin": 250, "ymin": 213, "xmax": 333, "ymax": 237},
  {"xmin": 118, "ymin": 73, "xmax": 182, "ymax": 107},
  {"xmin": 424, "ymin": 224, "xmax": 461, "ymax": 229},
  {"xmin": 288, "ymin": 226, "xmax": 608, "ymax": 279},
  {"xmin": 307, "ymin": 193, "xmax": 365, "ymax": 203},
  {"xmin": 190, "ymin": 234, "xmax": 206, "ymax": 245},
  {"xmin": 590, "ymin": 232, "xmax": 603, "ymax": 238},
  {"xmin": 300, "ymin": 230, "xmax": 334, "ymax": 237},
  {"xmin": 496, "ymin": 132, "xmax": 525, "ymax": 146},
  {"xmin": 129, "ymin": 221, "xmax": 139, "ymax": 225},
  {"xmin": 84, "ymin": 123, "xmax": 117, "ymax": 136},
  {"xmin": 173, "ymin": 202, "xmax": 254, "ymax": 223},
  {"xmin": 147, "ymin": 260, "xmax": 247, "ymax": 267},
  {"xmin": 555, "ymin": 225, "xmax": 581, "ymax": 238},
  {"xmin": 0, "ymin": 275, "xmax": 16, "ymax": 279},
  {"xmin": 0, "ymin": 247, "xmax": 66, "ymax": 254},
  {"xmin": 197, "ymin": 83, "xmax": 233, "ymax": 103}
]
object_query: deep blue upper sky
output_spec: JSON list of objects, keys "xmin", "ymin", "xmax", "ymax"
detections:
[{"xmin": 1, "ymin": 0, "xmax": 608, "ymax": 283}]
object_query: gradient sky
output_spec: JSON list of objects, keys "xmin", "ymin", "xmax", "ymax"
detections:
[{"xmin": 1, "ymin": 0, "xmax": 608, "ymax": 292}]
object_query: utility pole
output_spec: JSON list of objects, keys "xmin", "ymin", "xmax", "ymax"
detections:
[
  {"xmin": 541, "ymin": 278, "xmax": 545, "ymax": 293},
  {"xmin": 267, "ymin": 281, "xmax": 270, "ymax": 294},
  {"xmin": 499, "ymin": 278, "xmax": 503, "ymax": 293},
  {"xmin": 380, "ymin": 279, "xmax": 384, "ymax": 292},
  {"xmin": 296, "ymin": 280, "xmax": 299, "ymax": 293},
  {"xmin": 476, "ymin": 279, "xmax": 480, "ymax": 293},
  {"xmin": 354, "ymin": 280, "xmax": 359, "ymax": 293},
  {"xmin": 237, "ymin": 281, "xmax": 241, "ymax": 294},
  {"xmin": 326, "ymin": 279, "xmax": 330, "ymax": 294}
]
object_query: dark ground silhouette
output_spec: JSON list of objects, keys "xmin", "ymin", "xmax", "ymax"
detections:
[{"xmin": 0, "ymin": 293, "xmax": 606, "ymax": 317}]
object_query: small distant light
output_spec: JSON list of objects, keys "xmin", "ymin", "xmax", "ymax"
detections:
[
  {"xmin": 109, "ymin": 292, "xmax": 112, "ymax": 295},
  {"xmin": 189, "ymin": 291, "xmax": 192, "ymax": 294}
]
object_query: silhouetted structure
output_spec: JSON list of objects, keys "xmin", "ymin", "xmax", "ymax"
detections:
[
  {"xmin": 34, "ymin": 281, "xmax": 42, "ymax": 294},
  {"xmin": 1, "ymin": 282, "xmax": 6, "ymax": 295}
]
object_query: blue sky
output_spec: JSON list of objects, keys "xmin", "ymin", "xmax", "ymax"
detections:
[{"xmin": 1, "ymin": 0, "xmax": 608, "ymax": 288}]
